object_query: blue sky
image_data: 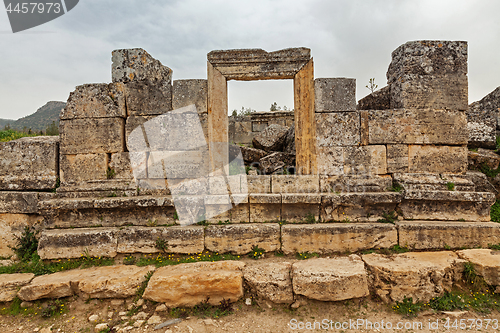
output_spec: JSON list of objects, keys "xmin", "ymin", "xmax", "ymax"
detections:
[{"xmin": 0, "ymin": 0, "xmax": 499, "ymax": 119}]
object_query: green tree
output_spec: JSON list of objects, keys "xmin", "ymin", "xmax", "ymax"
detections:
[
  {"xmin": 45, "ymin": 121, "xmax": 59, "ymax": 136},
  {"xmin": 270, "ymin": 102, "xmax": 281, "ymax": 111}
]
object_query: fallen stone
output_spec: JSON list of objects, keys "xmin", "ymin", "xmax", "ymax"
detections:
[
  {"xmin": 468, "ymin": 148, "xmax": 500, "ymax": 170},
  {"xmin": 252, "ymin": 124, "xmax": 289, "ymax": 152},
  {"xmin": 88, "ymin": 314, "xmax": 99, "ymax": 322},
  {"xmin": 239, "ymin": 146, "xmax": 267, "ymax": 164},
  {"xmin": 457, "ymin": 249, "xmax": 500, "ymax": 287},
  {"xmin": 0, "ymin": 273, "xmax": 35, "ymax": 302},
  {"xmin": 283, "ymin": 123, "xmax": 295, "ymax": 155},
  {"xmin": 143, "ymin": 261, "xmax": 245, "ymax": 307},
  {"xmin": 147, "ymin": 315, "xmax": 162, "ymax": 325},
  {"xmin": 17, "ymin": 265, "xmax": 155, "ymax": 301},
  {"xmin": 259, "ymin": 152, "xmax": 295, "ymax": 174},
  {"xmin": 155, "ymin": 304, "xmax": 167, "ymax": 312},
  {"xmin": 362, "ymin": 251, "xmax": 463, "ymax": 303},
  {"xmin": 467, "ymin": 86, "xmax": 500, "ymax": 149},
  {"xmin": 131, "ymin": 311, "xmax": 148, "ymax": 320},
  {"xmin": 243, "ymin": 262, "xmax": 294, "ymax": 304},
  {"xmin": 292, "ymin": 256, "xmax": 369, "ymax": 301}
]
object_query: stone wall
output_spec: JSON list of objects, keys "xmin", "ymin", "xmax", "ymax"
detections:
[{"xmin": 229, "ymin": 111, "xmax": 294, "ymax": 145}]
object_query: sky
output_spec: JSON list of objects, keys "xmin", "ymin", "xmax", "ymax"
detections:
[{"xmin": 0, "ymin": 0, "xmax": 499, "ymax": 119}]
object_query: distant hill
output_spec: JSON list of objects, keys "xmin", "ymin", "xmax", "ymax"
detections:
[{"xmin": 0, "ymin": 101, "xmax": 66, "ymax": 132}]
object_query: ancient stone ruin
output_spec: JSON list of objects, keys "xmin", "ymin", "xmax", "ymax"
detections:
[{"xmin": 2, "ymin": 41, "xmax": 500, "ymax": 310}]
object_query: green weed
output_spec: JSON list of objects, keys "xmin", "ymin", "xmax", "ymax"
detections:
[
  {"xmin": 491, "ymin": 199, "xmax": 500, "ymax": 222},
  {"xmin": 136, "ymin": 271, "xmax": 154, "ymax": 299},
  {"xmin": 248, "ymin": 245, "xmax": 265, "ymax": 260},
  {"xmin": 10, "ymin": 226, "xmax": 38, "ymax": 262},
  {"xmin": 446, "ymin": 182, "xmax": 455, "ymax": 191},
  {"xmin": 295, "ymin": 252, "xmax": 319, "ymax": 260},
  {"xmin": 304, "ymin": 212, "xmax": 316, "ymax": 224},
  {"xmin": 392, "ymin": 296, "xmax": 421, "ymax": 318},
  {"xmin": 377, "ymin": 211, "xmax": 397, "ymax": 224}
]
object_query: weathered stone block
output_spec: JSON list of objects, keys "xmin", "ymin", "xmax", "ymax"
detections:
[
  {"xmin": 457, "ymin": 249, "xmax": 500, "ymax": 288},
  {"xmin": 344, "ymin": 145, "xmax": 387, "ymax": 175},
  {"xmin": 124, "ymin": 80, "xmax": 172, "ymax": 116},
  {"xmin": 320, "ymin": 175, "xmax": 392, "ymax": 193},
  {"xmin": 60, "ymin": 118, "xmax": 125, "ymax": 154},
  {"xmin": 281, "ymin": 194, "xmax": 320, "ymax": 223},
  {"xmin": 172, "ymin": 79, "xmax": 208, "ymax": 113},
  {"xmin": 246, "ymin": 175, "xmax": 271, "ymax": 193},
  {"xmin": 143, "ymin": 261, "xmax": 245, "ymax": 306},
  {"xmin": 259, "ymin": 152, "xmax": 295, "ymax": 174},
  {"xmin": 397, "ymin": 221, "xmax": 500, "ymax": 250},
  {"xmin": 60, "ymin": 83, "xmax": 126, "ymax": 119},
  {"xmin": 317, "ymin": 146, "xmax": 343, "ymax": 176},
  {"xmin": 394, "ymin": 173, "xmax": 475, "ymax": 191},
  {"xmin": 292, "ymin": 256, "xmax": 369, "ymax": 301},
  {"xmin": 387, "ymin": 144, "xmax": 409, "ymax": 173},
  {"xmin": 362, "ymin": 251, "xmax": 463, "ymax": 303},
  {"xmin": 252, "ymin": 122, "xmax": 267, "ymax": 132},
  {"xmin": 60, "ymin": 154, "xmax": 108, "ymax": 183},
  {"xmin": 467, "ymin": 86, "xmax": 500, "ymax": 149},
  {"xmin": 205, "ymin": 223, "xmax": 280, "ymax": 254},
  {"xmin": 230, "ymin": 199, "xmax": 249, "ymax": 223},
  {"xmin": 204, "ymin": 194, "xmax": 232, "ymax": 223},
  {"xmin": 468, "ymin": 148, "xmax": 500, "ymax": 170},
  {"xmin": 112, "ymin": 48, "xmax": 173, "ymax": 84},
  {"xmin": 316, "ymin": 112, "xmax": 360, "ymax": 146},
  {"xmin": 0, "ymin": 214, "xmax": 40, "ymax": 257},
  {"xmin": 315, "ymin": 78, "xmax": 356, "ymax": 112},
  {"xmin": 239, "ymin": 146, "xmax": 267, "ymax": 164},
  {"xmin": 282, "ymin": 223, "xmax": 397, "ymax": 254},
  {"xmin": 390, "ymin": 74, "xmax": 468, "ymax": 110},
  {"xmin": 208, "ymin": 47, "xmax": 310, "ymax": 80},
  {"xmin": 0, "ymin": 136, "xmax": 59, "ymax": 190},
  {"xmin": 38, "ymin": 228, "xmax": 118, "ymax": 259},
  {"xmin": 362, "ymin": 109, "xmax": 467, "ymax": 145},
  {"xmin": 117, "ymin": 226, "xmax": 204, "ymax": 254},
  {"xmin": 233, "ymin": 121, "xmax": 253, "ymax": 144},
  {"xmin": 125, "ymin": 115, "xmax": 154, "ymax": 151},
  {"xmin": 243, "ymin": 262, "xmax": 293, "ymax": 304},
  {"xmin": 249, "ymin": 194, "xmax": 281, "ymax": 222},
  {"xmin": 17, "ymin": 265, "xmax": 155, "ymax": 301},
  {"xmin": 400, "ymin": 190, "xmax": 495, "ymax": 221},
  {"xmin": 357, "ymin": 85, "xmax": 391, "ymax": 110},
  {"xmin": 0, "ymin": 273, "xmax": 34, "ymax": 302},
  {"xmin": 271, "ymin": 175, "xmax": 319, "ymax": 193},
  {"xmin": 148, "ymin": 150, "xmax": 208, "ymax": 179},
  {"xmin": 109, "ymin": 153, "xmax": 134, "ymax": 179},
  {"xmin": 387, "ymin": 41, "xmax": 468, "ymax": 82},
  {"xmin": 0, "ymin": 192, "xmax": 38, "ymax": 214},
  {"xmin": 408, "ymin": 145, "xmax": 467, "ymax": 174},
  {"xmin": 321, "ymin": 192, "xmax": 402, "ymax": 222},
  {"xmin": 252, "ymin": 124, "xmax": 289, "ymax": 152}
]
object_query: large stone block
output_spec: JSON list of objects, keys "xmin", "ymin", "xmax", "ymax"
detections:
[
  {"xmin": 249, "ymin": 194, "xmax": 281, "ymax": 222},
  {"xmin": 125, "ymin": 115, "xmax": 154, "ymax": 151},
  {"xmin": 60, "ymin": 83, "xmax": 126, "ymax": 119},
  {"xmin": 316, "ymin": 112, "xmax": 360, "ymax": 146},
  {"xmin": 362, "ymin": 251, "xmax": 463, "ymax": 303},
  {"xmin": 60, "ymin": 118, "xmax": 125, "ymax": 154},
  {"xmin": 317, "ymin": 146, "xmax": 344, "ymax": 176},
  {"xmin": 17, "ymin": 265, "xmax": 155, "ymax": 301},
  {"xmin": 344, "ymin": 145, "xmax": 387, "ymax": 175},
  {"xmin": 387, "ymin": 41, "xmax": 468, "ymax": 83},
  {"xmin": 467, "ymin": 86, "xmax": 500, "ymax": 149},
  {"xmin": 233, "ymin": 121, "xmax": 253, "ymax": 145},
  {"xmin": 320, "ymin": 175, "xmax": 392, "ymax": 193},
  {"xmin": 292, "ymin": 256, "xmax": 369, "ymax": 301},
  {"xmin": 0, "ymin": 214, "xmax": 40, "ymax": 257},
  {"xmin": 0, "ymin": 273, "xmax": 34, "ymax": 302},
  {"xmin": 394, "ymin": 173, "xmax": 475, "ymax": 191},
  {"xmin": 124, "ymin": 80, "xmax": 172, "ymax": 116},
  {"xmin": 172, "ymin": 79, "xmax": 208, "ymax": 113},
  {"xmin": 314, "ymin": 78, "xmax": 356, "ymax": 112},
  {"xmin": 400, "ymin": 190, "xmax": 495, "ymax": 221},
  {"xmin": 37, "ymin": 228, "xmax": 118, "ymax": 259},
  {"xmin": 117, "ymin": 226, "xmax": 204, "ymax": 254},
  {"xmin": 109, "ymin": 153, "xmax": 134, "ymax": 180},
  {"xmin": 208, "ymin": 48, "xmax": 310, "ymax": 80},
  {"xmin": 281, "ymin": 194, "xmax": 320, "ymax": 223},
  {"xmin": 143, "ymin": 261, "xmax": 245, "ymax": 307},
  {"xmin": 271, "ymin": 175, "xmax": 319, "ymax": 193},
  {"xmin": 387, "ymin": 144, "xmax": 409, "ymax": 173},
  {"xmin": 246, "ymin": 175, "xmax": 271, "ymax": 193},
  {"xmin": 362, "ymin": 109, "xmax": 467, "ymax": 145},
  {"xmin": 0, "ymin": 192, "xmax": 38, "ymax": 214},
  {"xmin": 408, "ymin": 145, "xmax": 467, "ymax": 174},
  {"xmin": 390, "ymin": 74, "xmax": 468, "ymax": 110},
  {"xmin": 60, "ymin": 154, "xmax": 108, "ymax": 183},
  {"xmin": 357, "ymin": 85, "xmax": 391, "ymax": 110},
  {"xmin": 205, "ymin": 223, "xmax": 280, "ymax": 254},
  {"xmin": 321, "ymin": 192, "xmax": 402, "ymax": 222},
  {"xmin": 243, "ymin": 262, "xmax": 294, "ymax": 304},
  {"xmin": 112, "ymin": 48, "xmax": 173, "ymax": 84},
  {"xmin": 0, "ymin": 136, "xmax": 59, "ymax": 190},
  {"xmin": 282, "ymin": 223, "xmax": 397, "ymax": 254},
  {"xmin": 397, "ymin": 221, "xmax": 500, "ymax": 250},
  {"xmin": 252, "ymin": 124, "xmax": 289, "ymax": 152}
]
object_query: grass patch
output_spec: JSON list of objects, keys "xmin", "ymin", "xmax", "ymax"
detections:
[
  {"xmin": 304, "ymin": 212, "xmax": 316, "ymax": 224},
  {"xmin": 446, "ymin": 182, "xmax": 455, "ymax": 191},
  {"xmin": 295, "ymin": 252, "xmax": 319, "ymax": 260},
  {"xmin": 389, "ymin": 183, "xmax": 403, "ymax": 192},
  {"xmin": 136, "ymin": 271, "xmax": 154, "ymax": 299},
  {"xmin": 491, "ymin": 199, "xmax": 500, "ymax": 222},
  {"xmin": 392, "ymin": 296, "xmax": 421, "ymax": 318},
  {"xmin": 248, "ymin": 245, "xmax": 265, "ymax": 260},
  {"xmin": 378, "ymin": 245, "xmax": 409, "ymax": 255},
  {"xmin": 135, "ymin": 251, "xmax": 239, "ymax": 268},
  {"xmin": 426, "ymin": 290, "xmax": 500, "ymax": 314},
  {"xmin": 377, "ymin": 211, "xmax": 397, "ymax": 224},
  {"xmin": 480, "ymin": 163, "xmax": 500, "ymax": 178},
  {"xmin": 0, "ymin": 129, "xmax": 39, "ymax": 142},
  {"xmin": 172, "ymin": 298, "xmax": 233, "ymax": 319}
]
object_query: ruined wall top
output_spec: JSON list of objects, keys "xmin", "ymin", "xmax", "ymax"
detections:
[
  {"xmin": 207, "ymin": 47, "xmax": 311, "ymax": 80},
  {"xmin": 111, "ymin": 48, "xmax": 173, "ymax": 84}
]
